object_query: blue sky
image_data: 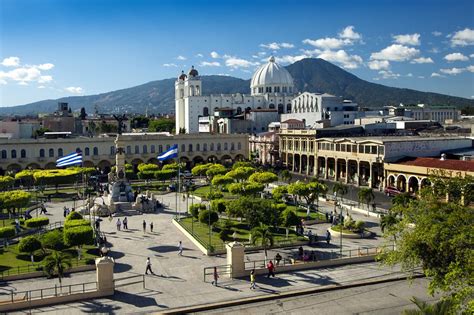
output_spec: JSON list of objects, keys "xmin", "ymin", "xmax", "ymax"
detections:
[{"xmin": 1, "ymin": 0, "xmax": 473, "ymax": 107}]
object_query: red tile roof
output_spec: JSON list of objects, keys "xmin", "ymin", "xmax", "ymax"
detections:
[{"xmin": 396, "ymin": 157, "xmax": 474, "ymax": 172}]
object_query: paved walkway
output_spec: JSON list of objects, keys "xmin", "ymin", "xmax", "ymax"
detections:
[{"xmin": 2, "ymin": 192, "xmax": 406, "ymax": 314}]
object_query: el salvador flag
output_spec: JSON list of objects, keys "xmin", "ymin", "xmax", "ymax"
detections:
[
  {"xmin": 158, "ymin": 144, "xmax": 178, "ymax": 161},
  {"xmin": 56, "ymin": 150, "xmax": 83, "ymax": 167}
]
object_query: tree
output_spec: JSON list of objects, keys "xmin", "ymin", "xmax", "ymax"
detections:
[
  {"xmin": 402, "ymin": 297, "xmax": 454, "ymax": 315},
  {"xmin": 0, "ymin": 190, "xmax": 32, "ymax": 216},
  {"xmin": 43, "ymin": 251, "xmax": 72, "ymax": 288},
  {"xmin": 251, "ymin": 224, "xmax": 274, "ymax": 261},
  {"xmin": 358, "ymin": 188, "xmax": 375, "ymax": 216},
  {"xmin": 66, "ymin": 211, "xmax": 83, "ymax": 221},
  {"xmin": 63, "ymin": 225, "xmax": 94, "ymax": 248},
  {"xmin": 0, "ymin": 226, "xmax": 15, "ymax": 239},
  {"xmin": 392, "ymin": 192, "xmax": 413, "ymax": 208},
  {"xmin": 210, "ymin": 199, "xmax": 227, "ymax": 213},
  {"xmin": 198, "ymin": 210, "xmax": 219, "ymax": 226},
  {"xmin": 226, "ymin": 166, "xmax": 256, "ymax": 182},
  {"xmin": 148, "ymin": 118, "xmax": 174, "ymax": 132},
  {"xmin": 380, "ymin": 211, "xmax": 400, "ymax": 244},
  {"xmin": 189, "ymin": 204, "xmax": 205, "ymax": 218},
  {"xmin": 154, "ymin": 169, "xmax": 176, "ymax": 182},
  {"xmin": 288, "ymin": 181, "xmax": 327, "ymax": 216},
  {"xmin": 280, "ymin": 169, "xmax": 292, "ymax": 183},
  {"xmin": 380, "ymin": 182, "xmax": 474, "ymax": 313},
  {"xmin": 281, "ymin": 208, "xmax": 300, "ymax": 238},
  {"xmin": 0, "ymin": 175, "xmax": 14, "ymax": 190},
  {"xmin": 205, "ymin": 164, "xmax": 227, "ymax": 180},
  {"xmin": 211, "ymin": 174, "xmax": 233, "ymax": 189},
  {"xmin": 137, "ymin": 163, "xmax": 160, "ymax": 173},
  {"xmin": 25, "ymin": 217, "xmax": 50, "ymax": 229},
  {"xmin": 14, "ymin": 170, "xmax": 35, "ymax": 189},
  {"xmin": 228, "ymin": 182, "xmax": 264, "ymax": 197},
  {"xmin": 79, "ymin": 107, "xmax": 87, "ymax": 120},
  {"xmin": 248, "ymin": 172, "xmax": 278, "ymax": 185},
  {"xmin": 41, "ymin": 230, "xmax": 65, "ymax": 251},
  {"xmin": 232, "ymin": 161, "xmax": 253, "ymax": 169},
  {"xmin": 333, "ymin": 182, "xmax": 348, "ymax": 203},
  {"xmin": 19, "ymin": 236, "xmax": 42, "ymax": 263},
  {"xmin": 272, "ymin": 185, "xmax": 288, "ymax": 201}
]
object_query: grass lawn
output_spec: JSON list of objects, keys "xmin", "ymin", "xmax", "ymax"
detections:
[
  {"xmin": 0, "ymin": 242, "xmax": 99, "ymax": 275},
  {"xmin": 178, "ymin": 216, "xmax": 306, "ymax": 251},
  {"xmin": 287, "ymin": 205, "xmax": 326, "ymax": 221},
  {"xmin": 192, "ymin": 186, "xmax": 236, "ymax": 200}
]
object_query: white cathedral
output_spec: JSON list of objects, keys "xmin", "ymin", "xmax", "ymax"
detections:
[{"xmin": 175, "ymin": 56, "xmax": 357, "ymax": 134}]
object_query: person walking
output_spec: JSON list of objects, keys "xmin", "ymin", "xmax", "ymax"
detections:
[
  {"xmin": 326, "ymin": 230, "xmax": 331, "ymax": 244},
  {"xmin": 325, "ymin": 212, "xmax": 329, "ymax": 223},
  {"xmin": 250, "ymin": 269, "xmax": 256, "ymax": 290},
  {"xmin": 150, "ymin": 222, "xmax": 154, "ymax": 233},
  {"xmin": 63, "ymin": 206, "xmax": 67, "ymax": 218},
  {"xmin": 178, "ymin": 241, "xmax": 183, "ymax": 256},
  {"xmin": 116, "ymin": 218, "xmax": 121, "ymax": 231},
  {"xmin": 274, "ymin": 253, "xmax": 282, "ymax": 266},
  {"xmin": 145, "ymin": 257, "xmax": 154, "ymax": 275},
  {"xmin": 142, "ymin": 220, "xmax": 146, "ymax": 233},
  {"xmin": 123, "ymin": 217, "xmax": 128, "ymax": 230},
  {"xmin": 266, "ymin": 260, "xmax": 276, "ymax": 278},
  {"xmin": 211, "ymin": 267, "xmax": 219, "ymax": 286}
]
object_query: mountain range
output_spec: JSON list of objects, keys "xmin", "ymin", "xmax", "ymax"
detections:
[{"xmin": 1, "ymin": 58, "xmax": 473, "ymax": 116}]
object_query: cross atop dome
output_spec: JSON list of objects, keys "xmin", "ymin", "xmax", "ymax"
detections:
[{"xmin": 269, "ymin": 56, "xmax": 275, "ymax": 62}]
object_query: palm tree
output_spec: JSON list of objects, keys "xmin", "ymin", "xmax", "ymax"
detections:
[
  {"xmin": 43, "ymin": 251, "xmax": 72, "ymax": 290},
  {"xmin": 380, "ymin": 211, "xmax": 400, "ymax": 248},
  {"xmin": 358, "ymin": 188, "xmax": 375, "ymax": 216},
  {"xmin": 402, "ymin": 297, "xmax": 453, "ymax": 315},
  {"xmin": 332, "ymin": 182, "xmax": 348, "ymax": 213},
  {"xmin": 392, "ymin": 192, "xmax": 412, "ymax": 208},
  {"xmin": 312, "ymin": 181, "xmax": 328, "ymax": 213},
  {"xmin": 251, "ymin": 224, "xmax": 274, "ymax": 261}
]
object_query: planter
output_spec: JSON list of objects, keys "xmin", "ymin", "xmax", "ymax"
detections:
[{"xmin": 328, "ymin": 227, "xmax": 373, "ymax": 239}]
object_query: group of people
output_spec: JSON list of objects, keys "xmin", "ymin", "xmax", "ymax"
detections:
[{"xmin": 325, "ymin": 211, "xmax": 344, "ymax": 226}]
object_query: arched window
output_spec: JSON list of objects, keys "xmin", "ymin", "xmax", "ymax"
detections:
[
  {"xmin": 49, "ymin": 148, "xmax": 54, "ymax": 157},
  {"xmin": 1, "ymin": 150, "xmax": 6, "ymax": 159},
  {"xmin": 126, "ymin": 146, "xmax": 131, "ymax": 154},
  {"xmin": 209, "ymin": 143, "xmax": 214, "ymax": 151},
  {"xmin": 286, "ymin": 103, "xmax": 292, "ymax": 113},
  {"xmin": 236, "ymin": 107, "xmax": 242, "ymax": 115},
  {"xmin": 196, "ymin": 143, "xmax": 200, "ymax": 151},
  {"xmin": 143, "ymin": 145, "xmax": 147, "ymax": 154},
  {"xmin": 21, "ymin": 149, "xmax": 26, "ymax": 158},
  {"xmin": 93, "ymin": 147, "xmax": 99, "ymax": 156},
  {"xmin": 159, "ymin": 145, "xmax": 163, "ymax": 153},
  {"xmin": 188, "ymin": 144, "xmax": 193, "ymax": 152},
  {"xmin": 231, "ymin": 143, "xmax": 235, "ymax": 151},
  {"xmin": 58, "ymin": 148, "xmax": 63, "ymax": 157},
  {"xmin": 110, "ymin": 146, "xmax": 115, "ymax": 155},
  {"xmin": 238, "ymin": 142, "xmax": 242, "ymax": 150},
  {"xmin": 203, "ymin": 107, "xmax": 209, "ymax": 116},
  {"xmin": 85, "ymin": 148, "xmax": 90, "ymax": 156},
  {"xmin": 181, "ymin": 144, "xmax": 185, "ymax": 152},
  {"xmin": 217, "ymin": 143, "xmax": 221, "ymax": 151},
  {"xmin": 11, "ymin": 150, "xmax": 17, "ymax": 159},
  {"xmin": 224, "ymin": 143, "xmax": 228, "ymax": 150},
  {"xmin": 134, "ymin": 145, "xmax": 139, "ymax": 154},
  {"xmin": 151, "ymin": 145, "xmax": 156, "ymax": 153},
  {"xmin": 39, "ymin": 149, "xmax": 45, "ymax": 158},
  {"xmin": 269, "ymin": 104, "xmax": 275, "ymax": 109},
  {"xmin": 278, "ymin": 104, "xmax": 284, "ymax": 114},
  {"xmin": 203, "ymin": 143, "xmax": 207, "ymax": 151}
]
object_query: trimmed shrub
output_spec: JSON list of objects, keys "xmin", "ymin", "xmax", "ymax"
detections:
[
  {"xmin": 218, "ymin": 220, "xmax": 233, "ymax": 241},
  {"xmin": 354, "ymin": 220, "xmax": 365, "ymax": 233},
  {"xmin": 0, "ymin": 226, "xmax": 15, "ymax": 238},
  {"xmin": 10, "ymin": 219, "xmax": 25, "ymax": 226},
  {"xmin": 25, "ymin": 217, "xmax": 49, "ymax": 229},
  {"xmin": 64, "ymin": 219, "xmax": 90, "ymax": 229},
  {"xmin": 66, "ymin": 211, "xmax": 83, "ymax": 221},
  {"xmin": 19, "ymin": 236, "xmax": 42, "ymax": 254},
  {"xmin": 198, "ymin": 210, "xmax": 219, "ymax": 226},
  {"xmin": 63, "ymin": 225, "xmax": 94, "ymax": 247},
  {"xmin": 210, "ymin": 199, "xmax": 227, "ymax": 213},
  {"xmin": 189, "ymin": 204, "xmax": 205, "ymax": 219},
  {"xmin": 41, "ymin": 230, "xmax": 65, "ymax": 251},
  {"xmin": 205, "ymin": 191, "xmax": 223, "ymax": 200}
]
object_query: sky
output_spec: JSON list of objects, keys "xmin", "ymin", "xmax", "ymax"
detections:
[{"xmin": 1, "ymin": 0, "xmax": 474, "ymax": 107}]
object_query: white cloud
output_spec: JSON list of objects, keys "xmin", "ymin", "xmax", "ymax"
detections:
[
  {"xmin": 200, "ymin": 61, "xmax": 221, "ymax": 67},
  {"xmin": 65, "ymin": 87, "xmax": 84, "ymax": 94},
  {"xmin": 377, "ymin": 70, "xmax": 400, "ymax": 79},
  {"xmin": 38, "ymin": 75, "xmax": 53, "ymax": 83},
  {"xmin": 37, "ymin": 63, "xmax": 54, "ymax": 70},
  {"xmin": 196, "ymin": 53, "xmax": 204, "ymax": 58},
  {"xmin": 451, "ymin": 28, "xmax": 474, "ymax": 46},
  {"xmin": 370, "ymin": 44, "xmax": 419, "ymax": 61},
  {"xmin": 0, "ymin": 67, "xmax": 41, "ymax": 84},
  {"xmin": 257, "ymin": 51, "xmax": 267, "ymax": 56},
  {"xmin": 368, "ymin": 60, "xmax": 390, "ymax": 70},
  {"xmin": 210, "ymin": 51, "xmax": 220, "ymax": 58},
  {"xmin": 38, "ymin": 85, "xmax": 46, "ymax": 89},
  {"xmin": 418, "ymin": 76, "xmax": 425, "ymax": 79},
  {"xmin": 444, "ymin": 52, "xmax": 469, "ymax": 62},
  {"xmin": 429, "ymin": 47, "xmax": 440, "ymax": 54},
  {"xmin": 317, "ymin": 50, "xmax": 363, "ymax": 69},
  {"xmin": 275, "ymin": 54, "xmax": 309, "ymax": 64},
  {"xmin": 432, "ymin": 31, "xmax": 442, "ymax": 37},
  {"xmin": 440, "ymin": 67, "xmax": 465, "ymax": 75},
  {"xmin": 163, "ymin": 63, "xmax": 177, "ymax": 67},
  {"xmin": 176, "ymin": 55, "xmax": 186, "ymax": 60},
  {"xmin": 18, "ymin": 81, "xmax": 28, "ymax": 86},
  {"xmin": 465, "ymin": 65, "xmax": 474, "ymax": 72},
  {"xmin": 303, "ymin": 37, "xmax": 351, "ymax": 50},
  {"xmin": 407, "ymin": 73, "xmax": 413, "ymax": 77},
  {"xmin": 411, "ymin": 57, "xmax": 434, "ymax": 64},
  {"xmin": 260, "ymin": 42, "xmax": 294, "ymax": 50},
  {"xmin": 339, "ymin": 26, "xmax": 361, "ymax": 40},
  {"xmin": 431, "ymin": 72, "xmax": 444, "ymax": 78},
  {"xmin": 393, "ymin": 33, "xmax": 421, "ymax": 46},
  {"xmin": 225, "ymin": 57, "xmax": 260, "ymax": 68},
  {"xmin": 1, "ymin": 56, "xmax": 20, "ymax": 67}
]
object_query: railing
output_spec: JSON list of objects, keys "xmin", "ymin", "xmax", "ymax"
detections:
[
  {"xmin": 2, "ymin": 221, "xmax": 65, "ymax": 244},
  {"xmin": 176, "ymin": 218, "xmax": 226, "ymax": 252},
  {"xmin": 203, "ymin": 264, "xmax": 232, "ymax": 283},
  {"xmin": 0, "ymin": 281, "xmax": 97, "ymax": 304},
  {"xmin": 114, "ymin": 274, "xmax": 146, "ymax": 289},
  {"xmin": 244, "ymin": 245, "xmax": 394, "ymax": 271}
]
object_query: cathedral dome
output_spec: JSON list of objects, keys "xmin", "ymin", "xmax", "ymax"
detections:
[
  {"xmin": 250, "ymin": 56, "xmax": 294, "ymax": 95},
  {"xmin": 188, "ymin": 65, "xmax": 199, "ymax": 77},
  {"xmin": 178, "ymin": 70, "xmax": 187, "ymax": 80}
]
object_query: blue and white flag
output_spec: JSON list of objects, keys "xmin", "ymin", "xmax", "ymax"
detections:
[
  {"xmin": 56, "ymin": 150, "xmax": 82, "ymax": 167},
  {"xmin": 158, "ymin": 144, "xmax": 178, "ymax": 161}
]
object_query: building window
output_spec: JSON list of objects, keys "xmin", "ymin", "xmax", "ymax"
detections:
[
  {"xmin": 58, "ymin": 148, "xmax": 63, "ymax": 157},
  {"xmin": 85, "ymin": 148, "xmax": 90, "ymax": 156},
  {"xmin": 203, "ymin": 107, "xmax": 209, "ymax": 116},
  {"xmin": 217, "ymin": 143, "xmax": 221, "ymax": 151},
  {"xmin": 110, "ymin": 146, "xmax": 115, "ymax": 155},
  {"xmin": 210, "ymin": 143, "xmax": 214, "ymax": 151},
  {"xmin": 134, "ymin": 145, "xmax": 139, "ymax": 154},
  {"xmin": 166, "ymin": 144, "xmax": 170, "ymax": 151},
  {"xmin": 203, "ymin": 143, "xmax": 207, "ymax": 151},
  {"xmin": 359, "ymin": 145, "xmax": 363, "ymax": 153},
  {"xmin": 159, "ymin": 145, "xmax": 163, "ymax": 153},
  {"xmin": 39, "ymin": 149, "xmax": 45, "ymax": 158},
  {"xmin": 181, "ymin": 144, "xmax": 185, "ymax": 152},
  {"xmin": 20, "ymin": 149, "xmax": 26, "ymax": 158},
  {"xmin": 151, "ymin": 145, "xmax": 156, "ymax": 153},
  {"xmin": 236, "ymin": 107, "xmax": 242, "ymax": 114},
  {"xmin": 238, "ymin": 142, "xmax": 241, "ymax": 150},
  {"xmin": 188, "ymin": 144, "xmax": 193, "ymax": 152},
  {"xmin": 371, "ymin": 146, "xmax": 377, "ymax": 154},
  {"xmin": 282, "ymin": 86, "xmax": 287, "ymax": 93},
  {"xmin": 378, "ymin": 146, "xmax": 384, "ymax": 155},
  {"xmin": 127, "ymin": 146, "xmax": 131, "ymax": 154},
  {"xmin": 196, "ymin": 144, "xmax": 200, "ymax": 151},
  {"xmin": 49, "ymin": 148, "xmax": 54, "ymax": 157},
  {"xmin": 1, "ymin": 150, "xmax": 6, "ymax": 159},
  {"xmin": 224, "ymin": 143, "xmax": 228, "ymax": 150},
  {"xmin": 365, "ymin": 146, "xmax": 370, "ymax": 154},
  {"xmin": 231, "ymin": 143, "xmax": 234, "ymax": 151},
  {"xmin": 93, "ymin": 147, "xmax": 99, "ymax": 155},
  {"xmin": 143, "ymin": 145, "xmax": 147, "ymax": 154},
  {"xmin": 336, "ymin": 144, "xmax": 340, "ymax": 151}
]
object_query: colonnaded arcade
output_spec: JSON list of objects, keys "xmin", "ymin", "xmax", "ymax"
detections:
[{"xmin": 0, "ymin": 133, "xmax": 249, "ymax": 174}]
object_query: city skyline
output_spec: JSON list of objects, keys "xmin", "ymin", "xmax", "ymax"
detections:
[{"xmin": 1, "ymin": 0, "xmax": 473, "ymax": 107}]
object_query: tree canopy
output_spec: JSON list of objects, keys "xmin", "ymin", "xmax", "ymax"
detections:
[{"xmin": 248, "ymin": 171, "xmax": 278, "ymax": 185}]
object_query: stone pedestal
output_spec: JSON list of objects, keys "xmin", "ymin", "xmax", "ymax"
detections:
[
  {"xmin": 96, "ymin": 256, "xmax": 115, "ymax": 294},
  {"xmin": 226, "ymin": 242, "xmax": 245, "ymax": 278}
]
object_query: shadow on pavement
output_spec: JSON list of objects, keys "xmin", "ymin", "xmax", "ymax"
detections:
[
  {"xmin": 78, "ymin": 300, "xmax": 122, "ymax": 314},
  {"xmin": 156, "ymin": 274, "xmax": 186, "ymax": 282},
  {"xmin": 256, "ymin": 276, "xmax": 295, "ymax": 288},
  {"xmin": 112, "ymin": 290, "xmax": 165, "ymax": 308},
  {"xmin": 289, "ymin": 271, "xmax": 336, "ymax": 286},
  {"xmin": 108, "ymin": 251, "xmax": 125, "ymax": 259},
  {"xmin": 148, "ymin": 245, "xmax": 188, "ymax": 253},
  {"xmin": 114, "ymin": 262, "xmax": 133, "ymax": 273}
]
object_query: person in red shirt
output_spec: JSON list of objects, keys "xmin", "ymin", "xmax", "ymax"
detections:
[{"xmin": 266, "ymin": 260, "xmax": 275, "ymax": 278}]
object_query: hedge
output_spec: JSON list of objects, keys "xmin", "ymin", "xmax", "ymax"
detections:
[
  {"xmin": 25, "ymin": 217, "xmax": 50, "ymax": 228},
  {"xmin": 18, "ymin": 236, "xmax": 42, "ymax": 254},
  {"xmin": 41, "ymin": 230, "xmax": 65, "ymax": 251},
  {"xmin": 64, "ymin": 219, "xmax": 90, "ymax": 229},
  {"xmin": 189, "ymin": 204, "xmax": 206, "ymax": 219},
  {"xmin": 198, "ymin": 210, "xmax": 219, "ymax": 226},
  {"xmin": 210, "ymin": 199, "xmax": 227, "ymax": 213},
  {"xmin": 63, "ymin": 225, "xmax": 94, "ymax": 247},
  {"xmin": 66, "ymin": 211, "xmax": 83, "ymax": 221},
  {"xmin": 0, "ymin": 226, "xmax": 15, "ymax": 238}
]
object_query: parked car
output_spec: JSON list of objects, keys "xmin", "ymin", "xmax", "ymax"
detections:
[{"xmin": 384, "ymin": 186, "xmax": 401, "ymax": 197}]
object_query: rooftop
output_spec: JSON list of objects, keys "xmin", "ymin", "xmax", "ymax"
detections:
[
  {"xmin": 395, "ymin": 157, "xmax": 474, "ymax": 172},
  {"xmin": 282, "ymin": 119, "xmax": 303, "ymax": 123}
]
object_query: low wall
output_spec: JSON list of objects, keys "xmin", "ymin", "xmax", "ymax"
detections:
[
  {"xmin": 328, "ymin": 227, "xmax": 372, "ymax": 239},
  {"xmin": 0, "ymin": 289, "xmax": 113, "ymax": 312},
  {"xmin": 1, "ymin": 264, "xmax": 96, "ymax": 282},
  {"xmin": 173, "ymin": 219, "xmax": 212, "ymax": 255}
]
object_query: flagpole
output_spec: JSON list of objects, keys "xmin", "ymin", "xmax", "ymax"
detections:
[{"xmin": 176, "ymin": 145, "xmax": 181, "ymax": 220}]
